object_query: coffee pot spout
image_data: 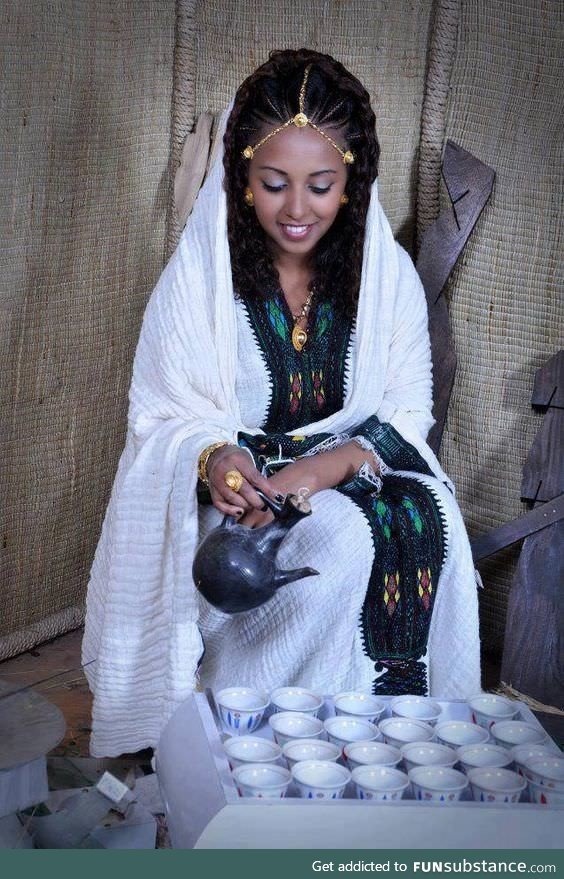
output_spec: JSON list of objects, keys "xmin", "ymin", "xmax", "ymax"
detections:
[{"xmin": 274, "ymin": 566, "xmax": 319, "ymax": 589}]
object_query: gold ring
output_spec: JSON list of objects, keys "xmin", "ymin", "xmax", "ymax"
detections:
[{"xmin": 224, "ymin": 469, "xmax": 244, "ymax": 492}]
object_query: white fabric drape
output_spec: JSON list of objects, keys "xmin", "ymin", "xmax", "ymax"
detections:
[{"xmin": 82, "ymin": 110, "xmax": 480, "ymax": 757}]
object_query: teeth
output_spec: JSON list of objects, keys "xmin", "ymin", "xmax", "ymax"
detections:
[{"xmin": 285, "ymin": 225, "xmax": 308, "ymax": 233}]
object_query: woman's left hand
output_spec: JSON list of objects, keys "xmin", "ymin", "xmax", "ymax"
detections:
[{"xmin": 239, "ymin": 441, "xmax": 374, "ymax": 528}]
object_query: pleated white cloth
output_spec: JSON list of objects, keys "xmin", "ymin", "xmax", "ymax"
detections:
[{"xmin": 82, "ymin": 111, "xmax": 481, "ymax": 757}]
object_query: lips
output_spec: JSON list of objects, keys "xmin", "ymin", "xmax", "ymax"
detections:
[{"xmin": 279, "ymin": 223, "xmax": 315, "ymax": 241}]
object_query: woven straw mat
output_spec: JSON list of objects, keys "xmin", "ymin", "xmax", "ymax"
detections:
[
  {"xmin": 440, "ymin": 0, "xmax": 563, "ymax": 652},
  {"xmin": 0, "ymin": 1, "xmax": 175, "ymax": 659}
]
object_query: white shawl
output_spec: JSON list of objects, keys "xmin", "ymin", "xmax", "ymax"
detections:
[{"xmin": 83, "ymin": 111, "xmax": 478, "ymax": 757}]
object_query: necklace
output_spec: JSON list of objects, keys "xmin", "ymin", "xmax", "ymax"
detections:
[{"xmin": 290, "ymin": 289, "xmax": 314, "ymax": 352}]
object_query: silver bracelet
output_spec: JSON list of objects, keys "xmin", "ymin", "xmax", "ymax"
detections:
[{"xmin": 351, "ymin": 435, "xmax": 392, "ymax": 477}]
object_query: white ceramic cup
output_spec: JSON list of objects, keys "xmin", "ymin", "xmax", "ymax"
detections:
[
  {"xmin": 400, "ymin": 742, "xmax": 457, "ymax": 773},
  {"xmin": 232, "ymin": 762, "xmax": 291, "ymax": 798},
  {"xmin": 344, "ymin": 741, "xmax": 402, "ymax": 771},
  {"xmin": 511, "ymin": 744, "xmax": 554, "ymax": 777},
  {"xmin": 391, "ymin": 696, "xmax": 443, "ymax": 726},
  {"xmin": 456, "ymin": 743, "xmax": 513, "ymax": 774},
  {"xmin": 215, "ymin": 687, "xmax": 269, "ymax": 735},
  {"xmin": 333, "ymin": 692, "xmax": 386, "ymax": 724},
  {"xmin": 527, "ymin": 778, "xmax": 564, "ymax": 806},
  {"xmin": 378, "ymin": 717, "xmax": 435, "ymax": 749},
  {"xmin": 292, "ymin": 760, "xmax": 351, "ymax": 799},
  {"xmin": 324, "ymin": 716, "xmax": 380, "ymax": 752},
  {"xmin": 282, "ymin": 738, "xmax": 340, "ymax": 769},
  {"xmin": 408, "ymin": 765, "xmax": 469, "ymax": 803},
  {"xmin": 352, "ymin": 765, "xmax": 409, "ymax": 801},
  {"xmin": 268, "ymin": 711, "xmax": 324, "ymax": 747},
  {"xmin": 468, "ymin": 767, "xmax": 527, "ymax": 804},
  {"xmin": 522, "ymin": 756, "xmax": 564, "ymax": 790},
  {"xmin": 224, "ymin": 735, "xmax": 282, "ymax": 769},
  {"xmin": 490, "ymin": 721, "xmax": 546, "ymax": 749},
  {"xmin": 435, "ymin": 720, "xmax": 489, "ymax": 749},
  {"xmin": 467, "ymin": 693, "xmax": 520, "ymax": 729},
  {"xmin": 270, "ymin": 686, "xmax": 324, "ymax": 716}
]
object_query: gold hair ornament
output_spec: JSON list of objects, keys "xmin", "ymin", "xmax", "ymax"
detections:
[{"xmin": 242, "ymin": 65, "xmax": 354, "ymax": 166}]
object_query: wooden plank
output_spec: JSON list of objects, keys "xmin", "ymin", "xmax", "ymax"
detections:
[
  {"xmin": 416, "ymin": 141, "xmax": 495, "ymax": 452},
  {"xmin": 531, "ymin": 350, "xmax": 564, "ymax": 409},
  {"xmin": 471, "ymin": 492, "xmax": 564, "ymax": 561},
  {"xmin": 500, "ymin": 521, "xmax": 564, "ymax": 708}
]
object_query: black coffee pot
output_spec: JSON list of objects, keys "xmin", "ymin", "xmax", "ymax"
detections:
[{"xmin": 192, "ymin": 490, "xmax": 319, "ymax": 614}]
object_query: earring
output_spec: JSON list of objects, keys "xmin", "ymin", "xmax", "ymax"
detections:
[
  {"xmin": 244, "ymin": 187, "xmax": 254, "ymax": 207},
  {"xmin": 339, "ymin": 193, "xmax": 349, "ymax": 206}
]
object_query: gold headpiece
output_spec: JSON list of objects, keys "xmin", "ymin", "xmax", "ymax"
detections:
[{"xmin": 242, "ymin": 65, "xmax": 354, "ymax": 165}]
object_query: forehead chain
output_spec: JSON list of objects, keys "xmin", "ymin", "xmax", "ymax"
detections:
[{"xmin": 242, "ymin": 65, "xmax": 355, "ymax": 165}]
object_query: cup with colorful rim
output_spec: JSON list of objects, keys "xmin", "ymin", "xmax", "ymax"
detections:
[
  {"xmin": 270, "ymin": 686, "xmax": 324, "ymax": 717},
  {"xmin": 323, "ymin": 716, "xmax": 380, "ymax": 753},
  {"xmin": 215, "ymin": 687, "xmax": 269, "ymax": 735},
  {"xmin": 490, "ymin": 721, "xmax": 546, "ymax": 750},
  {"xmin": 456, "ymin": 743, "xmax": 513, "ymax": 774},
  {"xmin": 282, "ymin": 738, "xmax": 340, "ymax": 769},
  {"xmin": 344, "ymin": 741, "xmax": 402, "ymax": 771},
  {"xmin": 467, "ymin": 767, "xmax": 527, "ymax": 804},
  {"xmin": 435, "ymin": 720, "xmax": 490, "ymax": 749},
  {"xmin": 400, "ymin": 742, "xmax": 457, "ymax": 773},
  {"xmin": 291, "ymin": 759, "xmax": 351, "ymax": 799},
  {"xmin": 527, "ymin": 778, "xmax": 564, "ymax": 806},
  {"xmin": 351, "ymin": 765, "xmax": 410, "ymax": 801},
  {"xmin": 391, "ymin": 695, "xmax": 443, "ymax": 726},
  {"xmin": 510, "ymin": 743, "xmax": 555, "ymax": 777},
  {"xmin": 467, "ymin": 693, "xmax": 520, "ymax": 730},
  {"xmin": 224, "ymin": 735, "xmax": 282, "ymax": 770},
  {"xmin": 522, "ymin": 756, "xmax": 564, "ymax": 790},
  {"xmin": 378, "ymin": 717, "xmax": 435, "ymax": 749},
  {"xmin": 232, "ymin": 762, "xmax": 291, "ymax": 798},
  {"xmin": 268, "ymin": 710, "xmax": 324, "ymax": 747},
  {"xmin": 408, "ymin": 765, "xmax": 469, "ymax": 803},
  {"xmin": 333, "ymin": 691, "xmax": 386, "ymax": 725}
]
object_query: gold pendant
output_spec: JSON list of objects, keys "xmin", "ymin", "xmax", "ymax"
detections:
[{"xmin": 292, "ymin": 325, "xmax": 307, "ymax": 352}]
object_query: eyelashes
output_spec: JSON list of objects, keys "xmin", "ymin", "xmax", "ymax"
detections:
[{"xmin": 261, "ymin": 182, "xmax": 333, "ymax": 195}]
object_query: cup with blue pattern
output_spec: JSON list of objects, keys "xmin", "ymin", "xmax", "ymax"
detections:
[{"xmin": 215, "ymin": 686, "xmax": 269, "ymax": 735}]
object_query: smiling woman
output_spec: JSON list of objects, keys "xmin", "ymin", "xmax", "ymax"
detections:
[{"xmin": 82, "ymin": 49, "xmax": 481, "ymax": 758}]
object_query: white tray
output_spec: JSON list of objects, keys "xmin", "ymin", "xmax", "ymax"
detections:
[{"xmin": 156, "ymin": 692, "xmax": 562, "ymax": 849}]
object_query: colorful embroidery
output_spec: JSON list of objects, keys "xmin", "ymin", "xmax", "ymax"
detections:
[
  {"xmin": 241, "ymin": 294, "xmax": 352, "ymax": 431},
  {"xmin": 383, "ymin": 572, "xmax": 400, "ymax": 617},
  {"xmin": 289, "ymin": 372, "xmax": 303, "ymax": 415}
]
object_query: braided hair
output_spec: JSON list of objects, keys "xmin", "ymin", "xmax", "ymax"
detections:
[{"xmin": 223, "ymin": 48, "xmax": 380, "ymax": 315}]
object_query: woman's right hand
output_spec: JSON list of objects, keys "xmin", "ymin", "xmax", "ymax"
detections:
[{"xmin": 206, "ymin": 444, "xmax": 277, "ymax": 517}]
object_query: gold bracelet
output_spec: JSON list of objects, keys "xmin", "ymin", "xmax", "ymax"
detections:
[{"xmin": 197, "ymin": 441, "xmax": 229, "ymax": 486}]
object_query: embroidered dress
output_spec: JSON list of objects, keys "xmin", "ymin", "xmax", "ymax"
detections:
[
  {"xmin": 83, "ymin": 106, "xmax": 481, "ymax": 757},
  {"xmin": 198, "ymin": 294, "xmax": 446, "ymax": 696}
]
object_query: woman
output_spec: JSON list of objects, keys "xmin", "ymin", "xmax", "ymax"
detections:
[{"xmin": 83, "ymin": 49, "xmax": 480, "ymax": 758}]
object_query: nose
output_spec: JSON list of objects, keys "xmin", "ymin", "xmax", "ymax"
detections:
[{"xmin": 283, "ymin": 187, "xmax": 308, "ymax": 221}]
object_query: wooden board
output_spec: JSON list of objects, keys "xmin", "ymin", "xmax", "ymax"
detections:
[{"xmin": 500, "ymin": 520, "xmax": 564, "ymax": 709}]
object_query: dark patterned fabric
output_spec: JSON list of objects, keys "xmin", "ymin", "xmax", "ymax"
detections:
[
  {"xmin": 238, "ymin": 296, "xmax": 447, "ymax": 695},
  {"xmin": 241, "ymin": 294, "xmax": 353, "ymax": 432}
]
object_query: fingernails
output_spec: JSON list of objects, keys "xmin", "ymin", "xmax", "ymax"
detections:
[{"xmin": 235, "ymin": 509, "xmax": 244, "ymax": 517}]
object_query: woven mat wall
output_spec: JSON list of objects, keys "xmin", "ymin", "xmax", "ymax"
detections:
[
  {"xmin": 440, "ymin": 0, "xmax": 563, "ymax": 652},
  {"xmin": 190, "ymin": 0, "xmax": 436, "ymax": 251},
  {"xmin": 0, "ymin": 1, "xmax": 175, "ymax": 659}
]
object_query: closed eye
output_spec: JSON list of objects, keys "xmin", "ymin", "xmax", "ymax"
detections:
[
  {"xmin": 309, "ymin": 185, "xmax": 332, "ymax": 195},
  {"xmin": 262, "ymin": 182, "xmax": 286, "ymax": 193}
]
